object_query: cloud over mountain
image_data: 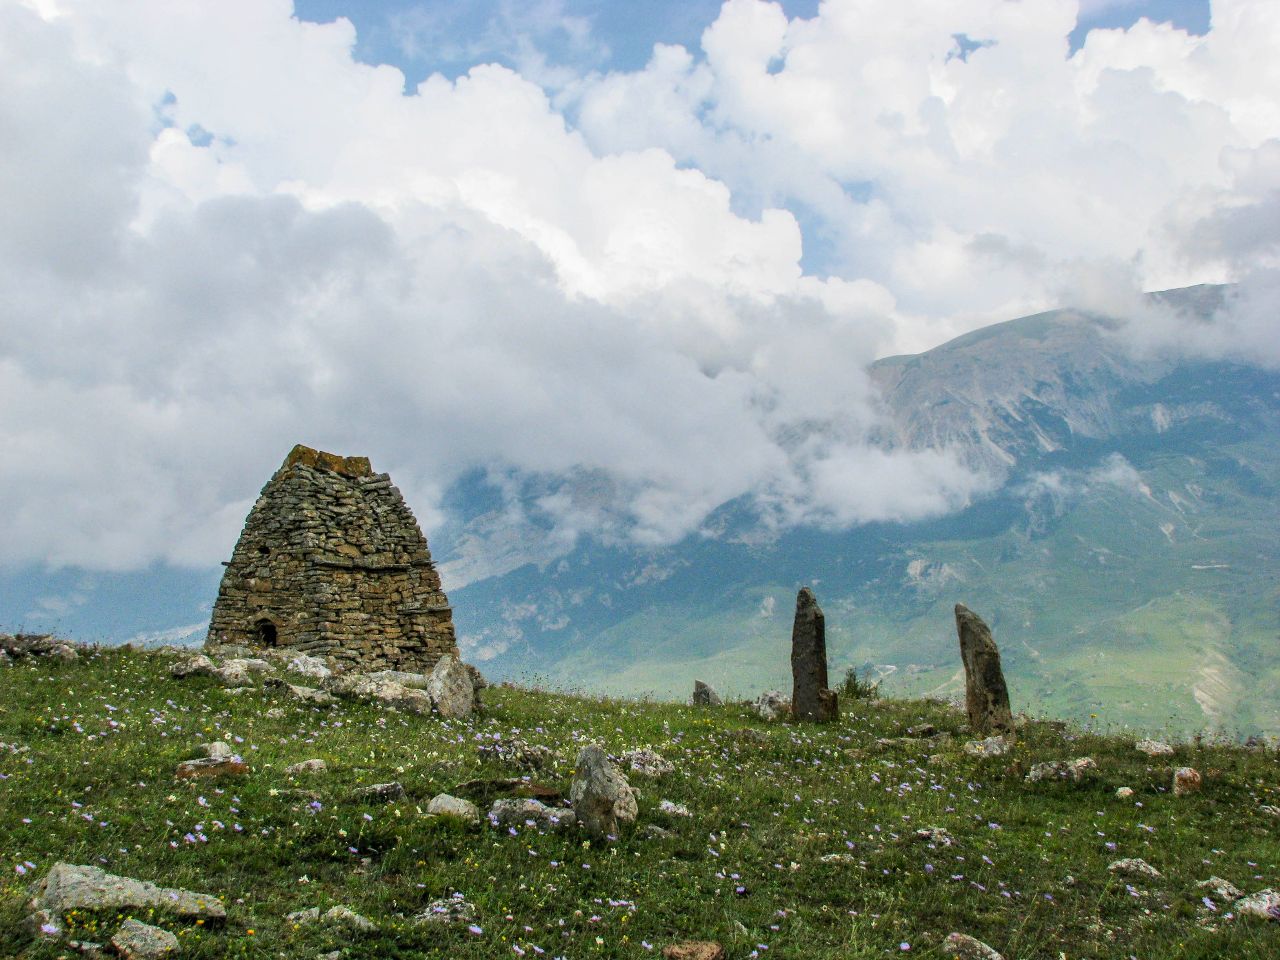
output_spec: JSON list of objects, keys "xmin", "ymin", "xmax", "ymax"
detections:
[{"xmin": 1, "ymin": 0, "xmax": 1276, "ymax": 572}]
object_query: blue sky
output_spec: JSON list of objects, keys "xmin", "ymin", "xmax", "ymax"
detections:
[{"xmin": 293, "ymin": 0, "xmax": 1211, "ymax": 85}]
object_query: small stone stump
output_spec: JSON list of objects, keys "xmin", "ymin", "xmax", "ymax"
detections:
[
  {"xmin": 791, "ymin": 588, "xmax": 838, "ymax": 723},
  {"xmin": 954, "ymin": 604, "xmax": 1013, "ymax": 735}
]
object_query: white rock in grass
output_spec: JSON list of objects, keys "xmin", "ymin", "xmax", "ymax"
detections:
[
  {"xmin": 943, "ymin": 932, "xmax": 1004, "ymax": 960},
  {"xmin": 427, "ymin": 794, "xmax": 480, "ymax": 823},
  {"xmin": 1108, "ymin": 858, "xmax": 1161, "ymax": 879},
  {"xmin": 1235, "ymin": 888, "xmax": 1280, "ymax": 921},
  {"xmin": 110, "ymin": 918, "xmax": 179, "ymax": 959}
]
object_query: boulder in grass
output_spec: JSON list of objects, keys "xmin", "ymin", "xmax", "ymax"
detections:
[
  {"xmin": 963, "ymin": 735, "xmax": 1012, "ymax": 758},
  {"xmin": 1135, "ymin": 739, "xmax": 1174, "ymax": 757},
  {"xmin": 487, "ymin": 798, "xmax": 576, "ymax": 833},
  {"xmin": 569, "ymin": 743, "xmax": 638, "ymax": 840},
  {"xmin": 690, "ymin": 680, "xmax": 722, "ymax": 707},
  {"xmin": 752, "ymin": 690, "xmax": 789, "ymax": 721},
  {"xmin": 287, "ymin": 655, "xmax": 331, "ymax": 680},
  {"xmin": 427, "ymin": 654, "xmax": 483, "ymax": 718},
  {"xmin": 1235, "ymin": 888, "xmax": 1280, "ymax": 921},
  {"xmin": 413, "ymin": 895, "xmax": 477, "ymax": 926},
  {"xmin": 620, "ymin": 747, "xmax": 674, "ymax": 778},
  {"xmin": 110, "ymin": 919, "xmax": 179, "ymax": 959},
  {"xmin": 427, "ymin": 794, "xmax": 480, "ymax": 823},
  {"xmin": 175, "ymin": 757, "xmax": 249, "ymax": 780},
  {"xmin": 1173, "ymin": 766, "xmax": 1202, "ymax": 797},
  {"xmin": 1025, "ymin": 757, "xmax": 1097, "ymax": 784},
  {"xmin": 286, "ymin": 759, "xmax": 327, "ymax": 775},
  {"xmin": 353, "ymin": 782, "xmax": 404, "ymax": 803},
  {"xmin": 170, "ymin": 655, "xmax": 216, "ymax": 680},
  {"xmin": 1197, "ymin": 877, "xmax": 1242, "ymax": 902},
  {"xmin": 1108, "ymin": 858, "xmax": 1161, "ymax": 879},
  {"xmin": 661, "ymin": 943, "xmax": 725, "ymax": 960},
  {"xmin": 943, "ymin": 933, "xmax": 1005, "ymax": 960},
  {"xmin": 28, "ymin": 863, "xmax": 225, "ymax": 937}
]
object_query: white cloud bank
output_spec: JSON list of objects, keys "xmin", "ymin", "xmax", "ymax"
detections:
[{"xmin": 0, "ymin": 0, "xmax": 1277, "ymax": 573}]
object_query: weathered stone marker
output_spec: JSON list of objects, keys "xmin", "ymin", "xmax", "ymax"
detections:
[
  {"xmin": 954, "ymin": 604, "xmax": 1013, "ymax": 735},
  {"xmin": 791, "ymin": 587, "xmax": 838, "ymax": 722}
]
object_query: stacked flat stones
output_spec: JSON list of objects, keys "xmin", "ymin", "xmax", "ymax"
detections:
[{"xmin": 207, "ymin": 444, "xmax": 457, "ymax": 673}]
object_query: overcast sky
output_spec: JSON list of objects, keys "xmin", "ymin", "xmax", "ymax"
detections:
[{"xmin": 2, "ymin": 0, "xmax": 1277, "ymax": 575}]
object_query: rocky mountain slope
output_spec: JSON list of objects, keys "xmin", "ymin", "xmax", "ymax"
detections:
[{"xmin": 447, "ymin": 285, "xmax": 1280, "ymax": 735}]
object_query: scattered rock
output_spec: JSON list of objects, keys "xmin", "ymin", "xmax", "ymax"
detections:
[
  {"xmin": 1197, "ymin": 877, "xmax": 1242, "ymax": 902},
  {"xmin": 943, "ymin": 932, "xmax": 1005, "ymax": 960},
  {"xmin": 791, "ymin": 587, "xmax": 838, "ymax": 723},
  {"xmin": 620, "ymin": 747, "xmax": 674, "ymax": 778},
  {"xmin": 1260, "ymin": 805, "xmax": 1280, "ymax": 818},
  {"xmin": 488, "ymin": 798, "xmax": 576, "ymax": 833},
  {"xmin": 954, "ymin": 604, "xmax": 1013, "ymax": 735},
  {"xmin": 642, "ymin": 824, "xmax": 674, "ymax": 840},
  {"xmin": 363, "ymin": 669, "xmax": 430, "ymax": 688},
  {"xmin": 1173, "ymin": 766, "xmax": 1202, "ymax": 797},
  {"xmin": 110, "ymin": 919, "xmax": 179, "ymax": 959},
  {"xmin": 49, "ymin": 643, "xmax": 79, "ymax": 662},
  {"xmin": 819, "ymin": 853, "xmax": 859, "ymax": 864},
  {"xmin": 963, "ymin": 735, "xmax": 1012, "ymax": 758},
  {"xmin": 286, "ymin": 759, "xmax": 327, "ymax": 775},
  {"xmin": 690, "ymin": 680, "xmax": 722, "ymax": 707},
  {"xmin": 174, "ymin": 757, "xmax": 249, "ymax": 780},
  {"xmin": 427, "ymin": 653, "xmax": 481, "ymax": 718},
  {"xmin": 202, "ymin": 742, "xmax": 234, "ymax": 760},
  {"xmin": 661, "ymin": 942, "xmax": 725, "ymax": 960},
  {"xmin": 326, "ymin": 673, "xmax": 433, "ymax": 714},
  {"xmin": 321, "ymin": 905, "xmax": 375, "ymax": 931},
  {"xmin": 413, "ymin": 895, "xmax": 477, "ymax": 926},
  {"xmin": 281, "ymin": 683, "xmax": 337, "ymax": 708},
  {"xmin": 1136, "ymin": 739, "xmax": 1174, "ymax": 757},
  {"xmin": 453, "ymin": 778, "xmax": 564, "ymax": 805},
  {"xmin": 285, "ymin": 907, "xmax": 320, "ymax": 926},
  {"xmin": 28, "ymin": 863, "xmax": 225, "ymax": 936},
  {"xmin": 1115, "ymin": 786, "xmax": 1135, "ymax": 799},
  {"xmin": 427, "ymin": 794, "xmax": 480, "ymax": 823},
  {"xmin": 569, "ymin": 743, "xmax": 638, "ymax": 839},
  {"xmin": 170, "ymin": 656, "xmax": 216, "ymax": 680},
  {"xmin": 353, "ymin": 782, "xmax": 404, "ymax": 803},
  {"xmin": 478, "ymin": 737, "xmax": 553, "ymax": 770},
  {"xmin": 658, "ymin": 799, "xmax": 692, "ymax": 818},
  {"xmin": 913, "ymin": 826, "xmax": 955, "ymax": 846},
  {"xmin": 211, "ymin": 662, "xmax": 254, "ymax": 687},
  {"xmin": 906, "ymin": 723, "xmax": 938, "ymax": 737},
  {"xmin": 1108, "ymin": 858, "xmax": 1161, "ymax": 879},
  {"xmin": 751, "ymin": 690, "xmax": 790, "ymax": 721},
  {"xmin": 1025, "ymin": 757, "xmax": 1097, "ymax": 784},
  {"xmin": 1235, "ymin": 888, "xmax": 1280, "ymax": 921},
  {"xmin": 287, "ymin": 655, "xmax": 331, "ymax": 680}
]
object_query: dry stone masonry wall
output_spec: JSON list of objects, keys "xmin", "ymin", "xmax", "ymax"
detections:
[{"xmin": 207, "ymin": 445, "xmax": 457, "ymax": 672}]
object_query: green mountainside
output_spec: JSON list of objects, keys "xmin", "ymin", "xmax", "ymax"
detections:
[{"xmin": 2, "ymin": 647, "xmax": 1278, "ymax": 959}]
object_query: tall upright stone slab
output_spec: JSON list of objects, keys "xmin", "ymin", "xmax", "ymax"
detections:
[
  {"xmin": 791, "ymin": 587, "xmax": 838, "ymax": 723},
  {"xmin": 954, "ymin": 603, "xmax": 1013, "ymax": 735},
  {"xmin": 207, "ymin": 444, "xmax": 458, "ymax": 673}
]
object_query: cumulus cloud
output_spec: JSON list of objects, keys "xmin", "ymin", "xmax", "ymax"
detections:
[{"xmin": 1, "ymin": 0, "xmax": 1277, "ymax": 575}]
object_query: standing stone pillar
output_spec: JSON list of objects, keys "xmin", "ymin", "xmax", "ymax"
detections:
[
  {"xmin": 791, "ymin": 587, "xmax": 838, "ymax": 722},
  {"xmin": 955, "ymin": 603, "xmax": 1013, "ymax": 735}
]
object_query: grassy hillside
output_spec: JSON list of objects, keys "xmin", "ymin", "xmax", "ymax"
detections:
[{"xmin": 2, "ymin": 647, "xmax": 1279, "ymax": 958}]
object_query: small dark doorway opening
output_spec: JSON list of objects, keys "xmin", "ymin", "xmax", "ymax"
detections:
[{"xmin": 255, "ymin": 619, "xmax": 278, "ymax": 646}]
